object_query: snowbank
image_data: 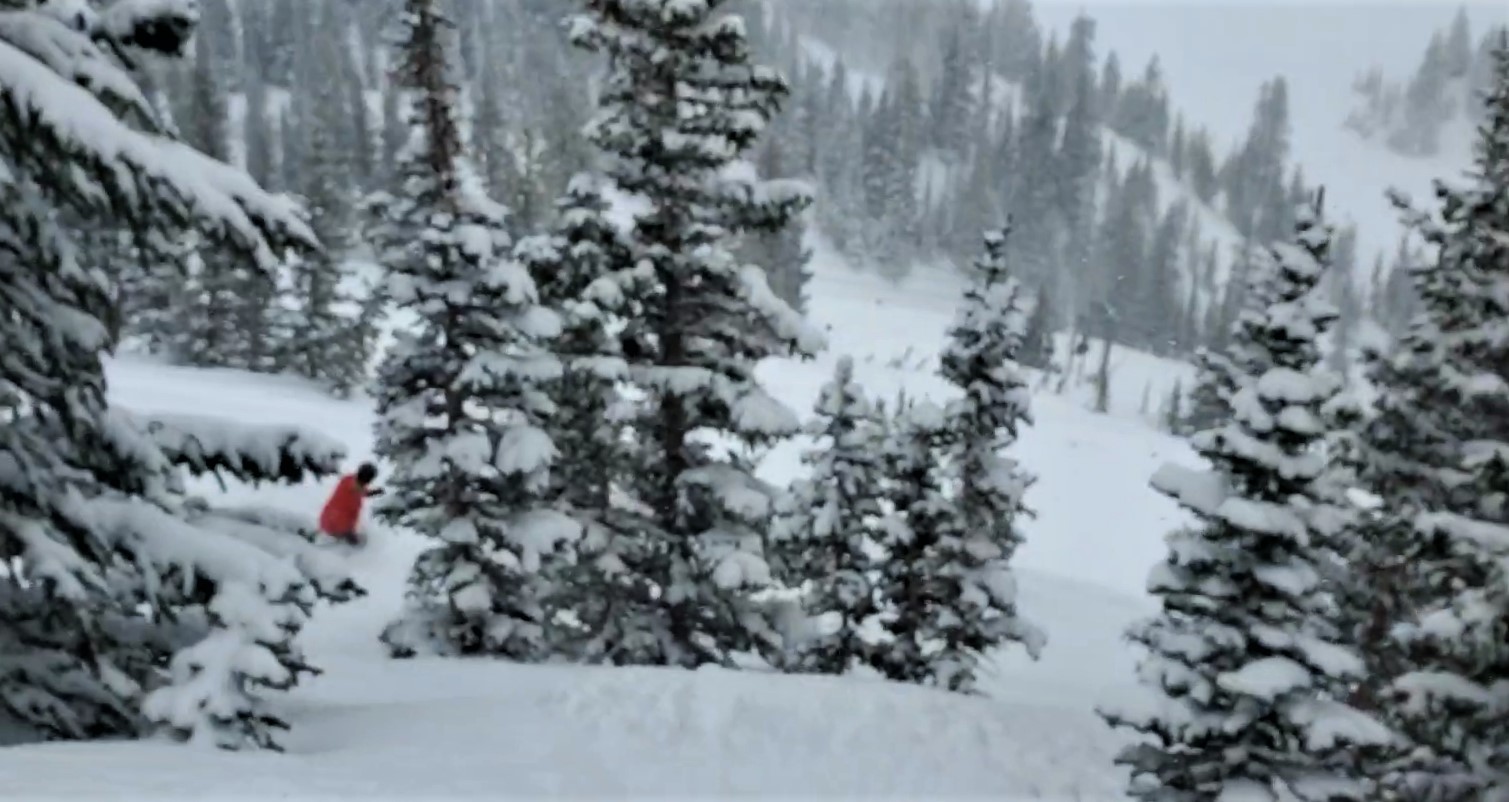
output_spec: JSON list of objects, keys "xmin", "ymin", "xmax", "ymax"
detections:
[{"xmin": 5, "ymin": 657, "xmax": 1129, "ymax": 799}]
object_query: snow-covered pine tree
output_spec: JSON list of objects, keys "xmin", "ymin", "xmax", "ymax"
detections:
[
  {"xmin": 513, "ymin": 175, "xmax": 653, "ymax": 663},
  {"xmin": 167, "ymin": 27, "xmax": 254, "ymax": 369},
  {"xmin": 1354, "ymin": 38, "xmax": 1509, "ymax": 800},
  {"xmin": 871, "ymin": 396, "xmax": 951, "ymax": 684},
  {"xmin": 925, "ymin": 226, "xmax": 1044, "ymax": 693},
  {"xmin": 0, "ymin": 0, "xmax": 359, "ymax": 750},
  {"xmin": 1184, "ymin": 245, "xmax": 1285, "ymax": 436},
  {"xmin": 565, "ymin": 0, "xmax": 824, "ymax": 668},
  {"xmin": 768, "ymin": 355, "xmax": 886, "ymax": 674},
  {"xmin": 1161, "ymin": 379, "xmax": 1184, "ymax": 434},
  {"xmin": 371, "ymin": 0, "xmax": 577, "ymax": 661},
  {"xmin": 516, "ymin": 174, "xmax": 639, "ymax": 516},
  {"xmin": 1019, "ymin": 283, "xmax": 1055, "ymax": 371},
  {"xmin": 742, "ymin": 140, "xmax": 814, "ymax": 314},
  {"xmin": 283, "ymin": 0, "xmax": 374, "ymax": 398},
  {"xmin": 1102, "ymin": 197, "xmax": 1395, "ymax": 801},
  {"xmin": 1180, "ymin": 346, "xmax": 1240, "ymax": 435}
]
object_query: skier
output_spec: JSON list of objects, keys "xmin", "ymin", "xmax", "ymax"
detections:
[{"xmin": 319, "ymin": 462, "xmax": 384, "ymax": 545}]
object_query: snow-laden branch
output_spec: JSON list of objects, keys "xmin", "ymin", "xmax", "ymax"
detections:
[
  {"xmin": 0, "ymin": 10, "xmax": 315, "ymax": 265},
  {"xmin": 128, "ymin": 411, "xmax": 346, "ymax": 485}
]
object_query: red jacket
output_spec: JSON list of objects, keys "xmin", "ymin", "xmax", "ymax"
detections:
[{"xmin": 319, "ymin": 475, "xmax": 365, "ymax": 540}]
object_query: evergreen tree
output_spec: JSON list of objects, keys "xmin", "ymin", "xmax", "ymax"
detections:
[
  {"xmin": 1161, "ymin": 379, "xmax": 1184, "ymax": 433},
  {"xmin": 818, "ymin": 58, "xmax": 863, "ymax": 252},
  {"xmin": 1187, "ymin": 127, "xmax": 1220, "ymax": 205},
  {"xmin": 0, "ymin": 1, "xmax": 356, "ymax": 750},
  {"xmin": 564, "ymin": 0, "xmax": 823, "ymax": 667},
  {"xmin": 1094, "ymin": 159, "xmax": 1156, "ymax": 345},
  {"xmin": 1020, "ymin": 282, "xmax": 1056, "ymax": 371},
  {"xmin": 285, "ymin": 1, "xmax": 373, "ymax": 397},
  {"xmin": 1376, "ymin": 235, "xmax": 1422, "ymax": 337},
  {"xmin": 931, "ymin": 227, "xmax": 1044, "ymax": 689},
  {"xmin": 876, "ymin": 57, "xmax": 924, "ymax": 261},
  {"xmin": 1116, "ymin": 57, "xmax": 1170, "ymax": 154},
  {"xmin": 744, "ymin": 141, "xmax": 814, "ymax": 313},
  {"xmin": 871, "ymin": 397, "xmax": 951, "ymax": 685},
  {"xmin": 263, "ymin": 0, "xmax": 300, "ymax": 86},
  {"xmin": 1136, "ymin": 200, "xmax": 1188, "ymax": 355},
  {"xmin": 949, "ymin": 139, "xmax": 998, "ymax": 259},
  {"xmin": 1224, "ymin": 78, "xmax": 1291, "ymax": 242},
  {"xmin": 1100, "ymin": 52, "xmax": 1123, "ymax": 119},
  {"xmin": 378, "ymin": 52, "xmax": 406, "ymax": 187},
  {"xmin": 930, "ymin": 10, "xmax": 976, "ymax": 156},
  {"xmin": 1446, "ymin": 8, "xmax": 1473, "ymax": 79},
  {"xmin": 769, "ymin": 356, "xmax": 886, "ymax": 674},
  {"xmin": 1104, "ymin": 198, "xmax": 1394, "ymax": 801},
  {"xmin": 875, "ymin": 228, "xmax": 1044, "ymax": 692},
  {"xmin": 1057, "ymin": 15, "xmax": 1102, "ymax": 295},
  {"xmin": 244, "ymin": 72, "xmax": 276, "ymax": 185},
  {"xmin": 372, "ymin": 0, "xmax": 576, "ymax": 661},
  {"xmin": 1356, "ymin": 42, "xmax": 1509, "ymax": 799},
  {"xmin": 1391, "ymin": 32, "xmax": 1453, "ymax": 156},
  {"xmin": 171, "ymin": 28, "xmax": 280, "ymax": 372},
  {"xmin": 991, "ymin": 0, "xmax": 1041, "ymax": 81},
  {"xmin": 342, "ymin": 14, "xmax": 377, "ymax": 190},
  {"xmin": 513, "ymin": 176, "xmax": 653, "ymax": 663},
  {"xmin": 109, "ymin": 226, "xmax": 183, "ymax": 353},
  {"xmin": 862, "ymin": 86, "xmax": 895, "ymax": 224},
  {"xmin": 1011, "ymin": 53, "xmax": 1064, "ymax": 288},
  {"xmin": 1169, "ymin": 115, "xmax": 1187, "ymax": 178},
  {"xmin": 1325, "ymin": 227, "xmax": 1362, "ymax": 380},
  {"xmin": 1470, "ymin": 29, "xmax": 1508, "ymax": 121},
  {"xmin": 517, "ymin": 176, "xmax": 638, "ymax": 517}
]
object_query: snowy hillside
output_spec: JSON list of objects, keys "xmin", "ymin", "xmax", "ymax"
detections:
[
  {"xmin": 794, "ymin": 0, "xmax": 1502, "ymax": 322},
  {"xmin": 799, "ymin": 24, "xmax": 1269, "ymax": 324},
  {"xmin": 1036, "ymin": 0, "xmax": 1509, "ymax": 270},
  {"xmin": 0, "ymin": 244, "xmax": 1193, "ymax": 797}
]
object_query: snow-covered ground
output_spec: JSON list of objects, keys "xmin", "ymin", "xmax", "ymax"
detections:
[{"xmin": 0, "ymin": 243, "xmax": 1195, "ymax": 798}]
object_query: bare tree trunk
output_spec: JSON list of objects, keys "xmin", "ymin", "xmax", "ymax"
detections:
[
  {"xmin": 1093, "ymin": 336, "xmax": 1113, "ymax": 414},
  {"xmin": 1054, "ymin": 327, "xmax": 1076, "ymax": 395}
]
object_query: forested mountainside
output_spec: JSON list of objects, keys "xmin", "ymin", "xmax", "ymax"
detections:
[
  {"xmin": 1346, "ymin": 6, "xmax": 1503, "ymax": 159},
  {"xmin": 122, "ymin": 0, "xmax": 1503, "ymax": 389}
]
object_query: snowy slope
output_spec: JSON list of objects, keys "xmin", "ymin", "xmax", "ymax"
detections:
[
  {"xmin": 803, "ymin": 29, "xmax": 1253, "ymax": 319},
  {"xmin": 1035, "ymin": 0, "xmax": 1509, "ymax": 272},
  {"xmin": 5, "ymin": 659, "xmax": 1128, "ymax": 798},
  {"xmin": 0, "ymin": 243, "xmax": 1201, "ymax": 797},
  {"xmin": 807, "ymin": 0, "xmax": 1505, "ymax": 299}
]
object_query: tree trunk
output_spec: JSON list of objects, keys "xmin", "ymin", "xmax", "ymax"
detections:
[{"xmin": 1093, "ymin": 336, "xmax": 1113, "ymax": 414}]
